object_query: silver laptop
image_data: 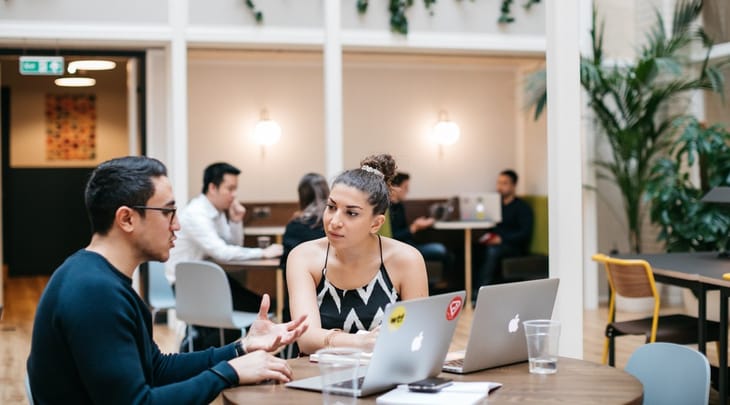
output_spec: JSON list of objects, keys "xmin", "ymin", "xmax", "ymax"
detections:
[
  {"xmin": 458, "ymin": 192, "xmax": 502, "ymax": 222},
  {"xmin": 286, "ymin": 291, "xmax": 466, "ymax": 397},
  {"xmin": 443, "ymin": 279, "xmax": 559, "ymax": 374}
]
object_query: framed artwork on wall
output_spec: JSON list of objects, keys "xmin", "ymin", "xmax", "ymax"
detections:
[{"xmin": 45, "ymin": 94, "xmax": 96, "ymax": 160}]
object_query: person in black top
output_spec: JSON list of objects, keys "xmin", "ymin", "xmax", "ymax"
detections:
[
  {"xmin": 475, "ymin": 169, "xmax": 533, "ymax": 291},
  {"xmin": 389, "ymin": 172, "xmax": 452, "ymax": 288},
  {"xmin": 280, "ymin": 173, "xmax": 329, "ymax": 272},
  {"xmin": 27, "ymin": 156, "xmax": 308, "ymax": 405}
]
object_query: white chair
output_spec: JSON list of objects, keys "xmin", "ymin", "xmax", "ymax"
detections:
[
  {"xmin": 25, "ymin": 373, "xmax": 34, "ymax": 405},
  {"xmin": 175, "ymin": 261, "xmax": 260, "ymax": 352},
  {"xmin": 146, "ymin": 261, "xmax": 176, "ymax": 323},
  {"xmin": 625, "ymin": 342, "xmax": 710, "ymax": 405}
]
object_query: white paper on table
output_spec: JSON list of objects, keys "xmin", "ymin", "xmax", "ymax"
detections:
[
  {"xmin": 376, "ymin": 381, "xmax": 502, "ymax": 405},
  {"xmin": 309, "ymin": 351, "xmax": 373, "ymax": 364}
]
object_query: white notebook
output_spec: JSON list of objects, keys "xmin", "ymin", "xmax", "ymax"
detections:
[{"xmin": 376, "ymin": 382, "xmax": 501, "ymax": 405}]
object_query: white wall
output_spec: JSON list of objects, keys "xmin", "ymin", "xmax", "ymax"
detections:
[
  {"xmin": 187, "ymin": 51, "xmax": 326, "ymax": 203},
  {"xmin": 0, "ymin": 0, "xmax": 166, "ymax": 24},
  {"xmin": 186, "ymin": 50, "xmax": 546, "ymax": 203},
  {"xmin": 189, "ymin": 0, "xmax": 323, "ymax": 27}
]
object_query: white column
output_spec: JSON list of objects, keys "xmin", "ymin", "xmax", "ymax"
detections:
[
  {"xmin": 127, "ymin": 58, "xmax": 140, "ymax": 156},
  {"xmin": 168, "ymin": 0, "xmax": 189, "ymax": 203},
  {"xmin": 324, "ymin": 0, "xmax": 343, "ymax": 180},
  {"xmin": 546, "ymin": 0, "xmax": 584, "ymax": 358},
  {"xmin": 580, "ymin": 0, "xmax": 598, "ymax": 311},
  {"xmin": 514, "ymin": 70, "xmax": 526, "ymax": 196},
  {"xmin": 0, "ymin": 64, "xmax": 3, "ymax": 312},
  {"xmin": 145, "ymin": 49, "xmax": 168, "ymax": 163}
]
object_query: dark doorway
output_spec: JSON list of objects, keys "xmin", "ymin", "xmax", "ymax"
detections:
[{"xmin": 1, "ymin": 50, "xmax": 146, "ymax": 276}]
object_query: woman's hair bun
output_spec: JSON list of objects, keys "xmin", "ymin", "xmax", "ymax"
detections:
[{"xmin": 360, "ymin": 154, "xmax": 397, "ymax": 186}]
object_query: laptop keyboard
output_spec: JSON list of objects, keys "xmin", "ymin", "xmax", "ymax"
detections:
[
  {"xmin": 444, "ymin": 358, "xmax": 464, "ymax": 368},
  {"xmin": 333, "ymin": 376, "xmax": 365, "ymax": 389}
]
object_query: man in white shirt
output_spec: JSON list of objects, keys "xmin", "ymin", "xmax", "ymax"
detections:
[{"xmin": 167, "ymin": 162, "xmax": 282, "ymax": 348}]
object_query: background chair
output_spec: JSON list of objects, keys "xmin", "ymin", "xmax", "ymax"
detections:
[
  {"xmin": 146, "ymin": 261, "xmax": 176, "ymax": 323},
  {"xmin": 592, "ymin": 253, "xmax": 720, "ymax": 366},
  {"xmin": 625, "ymin": 342, "xmax": 710, "ymax": 405},
  {"xmin": 175, "ymin": 261, "xmax": 260, "ymax": 352}
]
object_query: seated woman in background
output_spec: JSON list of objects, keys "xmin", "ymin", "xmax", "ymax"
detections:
[
  {"xmin": 286, "ymin": 154, "xmax": 428, "ymax": 355},
  {"xmin": 279, "ymin": 172, "xmax": 329, "ymax": 272}
]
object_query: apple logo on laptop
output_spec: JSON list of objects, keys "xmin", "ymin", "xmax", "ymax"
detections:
[
  {"xmin": 411, "ymin": 331, "xmax": 424, "ymax": 352},
  {"xmin": 508, "ymin": 314, "xmax": 520, "ymax": 333}
]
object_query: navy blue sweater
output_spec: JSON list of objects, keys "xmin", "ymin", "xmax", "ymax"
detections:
[
  {"xmin": 27, "ymin": 249, "xmax": 240, "ymax": 404},
  {"xmin": 495, "ymin": 197, "xmax": 533, "ymax": 253}
]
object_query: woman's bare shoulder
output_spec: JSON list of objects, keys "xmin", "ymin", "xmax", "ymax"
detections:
[{"xmin": 380, "ymin": 236, "xmax": 423, "ymax": 264}]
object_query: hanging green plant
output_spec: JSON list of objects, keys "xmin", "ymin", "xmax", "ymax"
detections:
[
  {"xmin": 358, "ymin": 0, "xmax": 540, "ymax": 34},
  {"xmin": 245, "ymin": 0, "xmax": 263, "ymax": 23},
  {"xmin": 247, "ymin": 1, "xmax": 539, "ymax": 34},
  {"xmin": 499, "ymin": 0, "xmax": 541, "ymax": 24}
]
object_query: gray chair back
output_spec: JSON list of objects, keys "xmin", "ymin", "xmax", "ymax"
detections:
[
  {"xmin": 147, "ymin": 261, "xmax": 176, "ymax": 322},
  {"xmin": 625, "ymin": 342, "xmax": 710, "ymax": 405},
  {"xmin": 175, "ymin": 260, "xmax": 240, "ymax": 329}
]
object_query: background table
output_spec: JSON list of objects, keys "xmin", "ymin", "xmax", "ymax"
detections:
[
  {"xmin": 620, "ymin": 252, "xmax": 730, "ymax": 404},
  {"xmin": 245, "ymin": 225, "xmax": 286, "ymax": 244},
  {"xmin": 217, "ymin": 258, "xmax": 283, "ymax": 321},
  {"xmin": 433, "ymin": 220, "xmax": 495, "ymax": 307},
  {"xmin": 222, "ymin": 356, "xmax": 642, "ymax": 404}
]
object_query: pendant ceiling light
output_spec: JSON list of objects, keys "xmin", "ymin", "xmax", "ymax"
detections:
[{"xmin": 67, "ymin": 60, "xmax": 116, "ymax": 74}]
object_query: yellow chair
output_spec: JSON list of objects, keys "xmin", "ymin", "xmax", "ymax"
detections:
[{"xmin": 592, "ymin": 253, "xmax": 720, "ymax": 366}]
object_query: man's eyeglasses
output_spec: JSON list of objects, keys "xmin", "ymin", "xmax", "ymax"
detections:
[{"xmin": 131, "ymin": 205, "xmax": 177, "ymax": 225}]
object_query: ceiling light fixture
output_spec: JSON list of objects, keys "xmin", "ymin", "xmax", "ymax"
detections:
[
  {"xmin": 67, "ymin": 60, "xmax": 116, "ymax": 74},
  {"xmin": 54, "ymin": 77, "xmax": 96, "ymax": 87}
]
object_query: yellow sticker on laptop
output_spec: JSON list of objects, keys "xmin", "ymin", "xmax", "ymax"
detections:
[{"xmin": 388, "ymin": 306, "xmax": 406, "ymax": 331}]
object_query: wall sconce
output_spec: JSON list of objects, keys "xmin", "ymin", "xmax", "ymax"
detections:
[
  {"xmin": 432, "ymin": 111, "xmax": 460, "ymax": 145},
  {"xmin": 431, "ymin": 111, "xmax": 460, "ymax": 158},
  {"xmin": 252, "ymin": 109, "xmax": 281, "ymax": 157}
]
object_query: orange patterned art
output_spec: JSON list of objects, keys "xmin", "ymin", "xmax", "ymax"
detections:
[{"xmin": 45, "ymin": 94, "xmax": 96, "ymax": 160}]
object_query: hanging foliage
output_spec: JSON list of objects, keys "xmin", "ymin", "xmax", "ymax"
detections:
[{"xmin": 247, "ymin": 1, "xmax": 541, "ymax": 34}]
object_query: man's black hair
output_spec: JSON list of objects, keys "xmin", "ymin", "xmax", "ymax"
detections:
[
  {"xmin": 500, "ymin": 169, "xmax": 518, "ymax": 185},
  {"xmin": 202, "ymin": 162, "xmax": 241, "ymax": 194},
  {"xmin": 392, "ymin": 172, "xmax": 410, "ymax": 187},
  {"xmin": 85, "ymin": 156, "xmax": 167, "ymax": 235}
]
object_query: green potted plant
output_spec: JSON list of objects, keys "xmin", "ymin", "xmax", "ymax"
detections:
[
  {"xmin": 529, "ymin": 0, "xmax": 726, "ymax": 253},
  {"xmin": 646, "ymin": 117, "xmax": 730, "ymax": 252}
]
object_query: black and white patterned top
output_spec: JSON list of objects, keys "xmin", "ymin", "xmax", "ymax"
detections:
[{"xmin": 316, "ymin": 235, "xmax": 399, "ymax": 333}]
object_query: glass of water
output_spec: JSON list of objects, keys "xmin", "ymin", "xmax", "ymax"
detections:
[{"xmin": 523, "ymin": 319, "xmax": 560, "ymax": 374}]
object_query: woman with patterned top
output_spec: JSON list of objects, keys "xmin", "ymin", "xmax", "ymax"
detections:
[{"xmin": 286, "ymin": 154, "xmax": 429, "ymax": 355}]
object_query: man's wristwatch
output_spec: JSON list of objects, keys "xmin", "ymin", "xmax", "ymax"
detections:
[{"xmin": 234, "ymin": 340, "xmax": 246, "ymax": 357}]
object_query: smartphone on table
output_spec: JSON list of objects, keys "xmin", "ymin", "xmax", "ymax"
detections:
[{"xmin": 407, "ymin": 377, "xmax": 453, "ymax": 393}]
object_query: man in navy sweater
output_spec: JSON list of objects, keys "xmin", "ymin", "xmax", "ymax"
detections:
[
  {"xmin": 27, "ymin": 156, "xmax": 308, "ymax": 404},
  {"xmin": 475, "ymin": 169, "xmax": 533, "ymax": 292}
]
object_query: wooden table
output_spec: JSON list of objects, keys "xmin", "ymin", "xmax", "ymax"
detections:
[
  {"xmin": 245, "ymin": 226, "xmax": 286, "ymax": 244},
  {"xmin": 222, "ymin": 356, "xmax": 642, "ymax": 404},
  {"xmin": 433, "ymin": 220, "xmax": 495, "ymax": 307},
  {"xmin": 620, "ymin": 252, "xmax": 730, "ymax": 404},
  {"xmin": 217, "ymin": 258, "xmax": 284, "ymax": 321}
]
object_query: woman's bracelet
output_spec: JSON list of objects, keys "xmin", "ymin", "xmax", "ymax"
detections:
[{"xmin": 324, "ymin": 329, "xmax": 342, "ymax": 347}]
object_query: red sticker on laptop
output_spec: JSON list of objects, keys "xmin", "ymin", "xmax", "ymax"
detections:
[{"xmin": 446, "ymin": 296, "xmax": 463, "ymax": 321}]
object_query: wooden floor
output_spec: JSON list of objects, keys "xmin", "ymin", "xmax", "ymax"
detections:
[{"xmin": 1, "ymin": 275, "xmax": 721, "ymax": 404}]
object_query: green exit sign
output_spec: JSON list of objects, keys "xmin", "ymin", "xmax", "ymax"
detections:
[{"xmin": 19, "ymin": 56, "xmax": 65, "ymax": 76}]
